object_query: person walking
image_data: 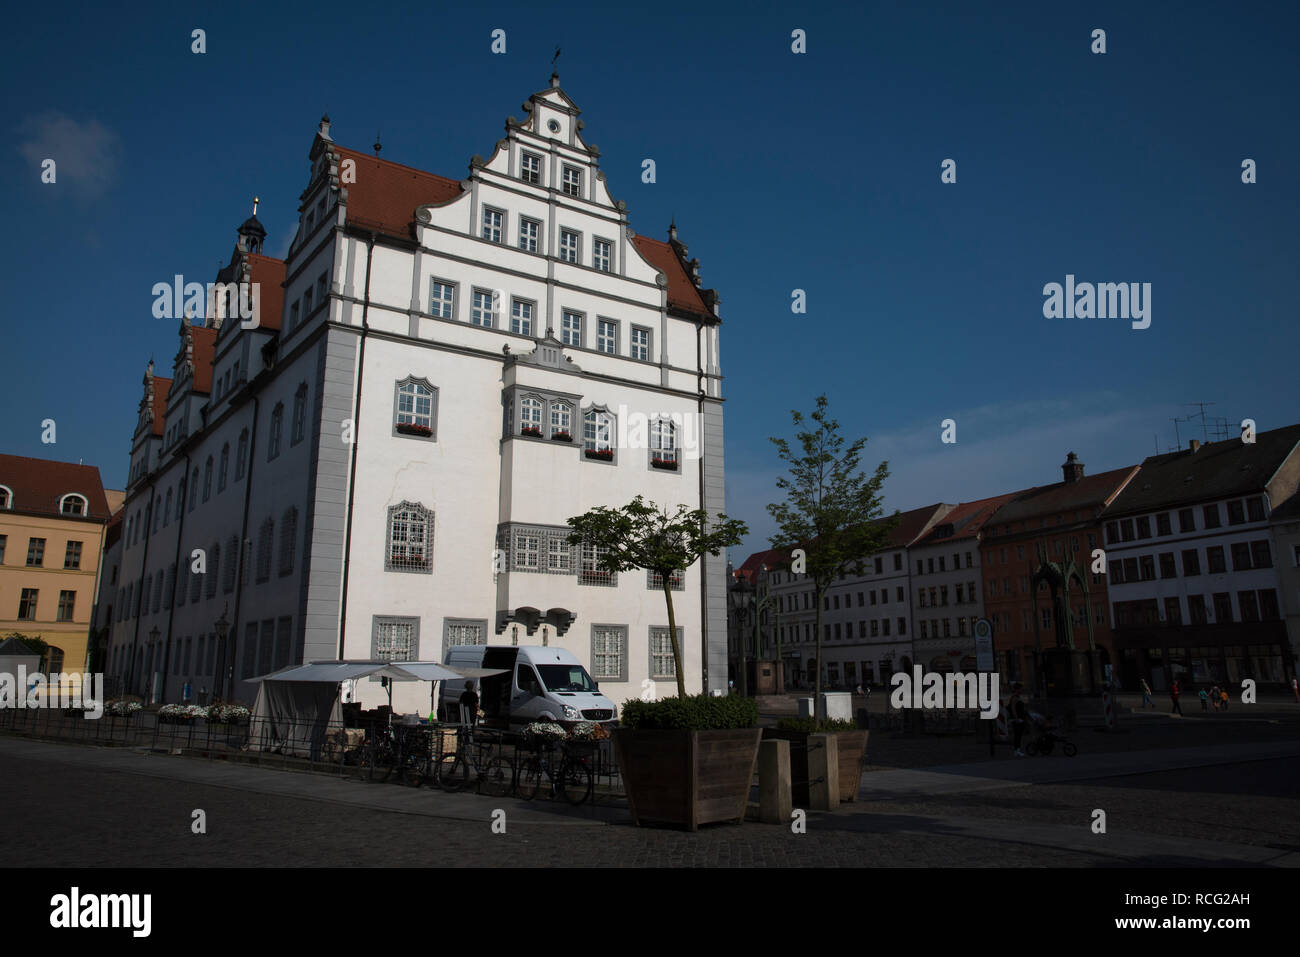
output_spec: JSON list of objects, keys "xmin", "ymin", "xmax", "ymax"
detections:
[
  {"xmin": 1292, "ymin": 675, "xmax": 1299, "ymax": 704},
  {"xmin": 1140, "ymin": 677, "xmax": 1153, "ymax": 709},
  {"xmin": 1220, "ymin": 688, "xmax": 1229, "ymax": 712},
  {"xmin": 1170, "ymin": 680, "xmax": 1182, "ymax": 715},
  {"xmin": 1009, "ymin": 682, "xmax": 1030, "ymax": 757},
  {"xmin": 1209, "ymin": 684, "xmax": 1220, "ymax": 712},
  {"xmin": 458, "ymin": 681, "xmax": 479, "ymax": 726},
  {"xmin": 1198, "ymin": 687, "xmax": 1208, "ymax": 712}
]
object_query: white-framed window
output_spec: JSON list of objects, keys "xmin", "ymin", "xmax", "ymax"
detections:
[
  {"xmin": 292, "ymin": 384, "xmax": 307, "ymax": 445},
  {"xmin": 471, "ymin": 289, "xmax": 494, "ymax": 327},
  {"xmin": 235, "ymin": 429, "xmax": 249, "ymax": 479},
  {"xmin": 218, "ymin": 444, "xmax": 229, "ymax": 491},
  {"xmin": 514, "ymin": 530, "xmax": 540, "ymax": 570},
  {"xmin": 561, "ymin": 310, "xmax": 582, "ymax": 347},
  {"xmin": 268, "ymin": 403, "xmax": 283, "ymax": 460},
  {"xmin": 596, "ymin": 318, "xmax": 617, "ymax": 354},
  {"xmin": 429, "ymin": 280, "xmax": 455, "ymax": 319},
  {"xmin": 550, "ymin": 402, "xmax": 572, "ymax": 439},
  {"xmin": 373, "ymin": 616, "xmax": 418, "ymax": 663},
  {"xmin": 547, "ymin": 537, "xmax": 572, "ymax": 573},
  {"xmin": 580, "ymin": 541, "xmax": 616, "ymax": 586},
  {"xmin": 481, "ymin": 207, "xmax": 503, "ymax": 243},
  {"xmin": 394, "ymin": 377, "xmax": 436, "ymax": 437},
  {"xmin": 631, "ymin": 326, "xmax": 651, "ymax": 361},
  {"xmin": 520, "ymin": 151, "xmax": 542, "ymax": 184},
  {"xmin": 0, "ymin": 486, "xmax": 10, "ymax": 510},
  {"xmin": 593, "ymin": 239, "xmax": 612, "ymax": 272},
  {"xmin": 559, "ymin": 229, "xmax": 579, "ymax": 264},
  {"xmin": 649, "ymin": 626, "xmax": 680, "ymax": 679},
  {"xmin": 562, "ymin": 164, "xmax": 582, "ymax": 197},
  {"xmin": 511, "ymin": 299, "xmax": 534, "ymax": 336},
  {"xmin": 651, "ymin": 418, "xmax": 678, "ymax": 466},
  {"xmin": 520, "ymin": 396, "xmax": 543, "ymax": 436},
  {"xmin": 590, "ymin": 625, "xmax": 628, "ymax": 682},
  {"xmin": 519, "ymin": 218, "xmax": 539, "ymax": 252},
  {"xmin": 386, "ymin": 501, "xmax": 434, "ymax": 573},
  {"xmin": 583, "ymin": 409, "xmax": 613, "ymax": 455},
  {"xmin": 58, "ymin": 493, "xmax": 88, "ymax": 516}
]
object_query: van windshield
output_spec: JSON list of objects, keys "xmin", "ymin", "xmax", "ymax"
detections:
[{"xmin": 536, "ymin": 665, "xmax": 597, "ymax": 693}]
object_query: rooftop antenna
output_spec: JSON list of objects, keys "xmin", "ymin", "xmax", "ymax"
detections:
[
  {"xmin": 373, "ymin": 130, "xmax": 382, "ymax": 156},
  {"xmin": 552, "ymin": 45, "xmax": 562, "ymax": 70}
]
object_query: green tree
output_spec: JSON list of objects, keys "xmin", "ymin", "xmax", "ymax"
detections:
[
  {"xmin": 767, "ymin": 395, "xmax": 897, "ymax": 713},
  {"xmin": 568, "ymin": 497, "xmax": 748, "ymax": 699}
]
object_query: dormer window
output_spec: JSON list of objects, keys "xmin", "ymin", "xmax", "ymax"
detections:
[
  {"xmin": 59, "ymin": 494, "xmax": 87, "ymax": 516},
  {"xmin": 562, "ymin": 165, "xmax": 581, "ymax": 197},
  {"xmin": 520, "ymin": 152, "xmax": 541, "ymax": 184}
]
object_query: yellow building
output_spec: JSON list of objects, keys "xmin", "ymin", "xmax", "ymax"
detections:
[{"xmin": 0, "ymin": 455, "xmax": 112, "ymax": 677}]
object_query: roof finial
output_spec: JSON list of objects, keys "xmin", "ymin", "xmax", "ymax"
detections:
[
  {"xmin": 668, "ymin": 217, "xmax": 678, "ymax": 242},
  {"xmin": 374, "ymin": 130, "xmax": 382, "ymax": 156},
  {"xmin": 252, "ymin": 196, "xmax": 259, "ymax": 217}
]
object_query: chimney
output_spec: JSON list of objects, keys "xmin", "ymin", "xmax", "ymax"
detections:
[
  {"xmin": 1189, "ymin": 439, "xmax": 1201, "ymax": 453},
  {"xmin": 1061, "ymin": 451, "xmax": 1085, "ymax": 484}
]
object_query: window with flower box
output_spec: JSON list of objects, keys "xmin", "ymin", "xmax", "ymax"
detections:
[
  {"xmin": 583, "ymin": 408, "xmax": 614, "ymax": 462},
  {"xmin": 394, "ymin": 377, "xmax": 437, "ymax": 439},
  {"xmin": 385, "ymin": 502, "xmax": 434, "ymax": 573},
  {"xmin": 520, "ymin": 396, "xmax": 543, "ymax": 437},
  {"xmin": 549, "ymin": 402, "xmax": 573, "ymax": 441},
  {"xmin": 650, "ymin": 418, "xmax": 678, "ymax": 470}
]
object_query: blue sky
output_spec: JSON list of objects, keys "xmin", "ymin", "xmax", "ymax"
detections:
[{"xmin": 3, "ymin": 0, "xmax": 1297, "ymax": 561}]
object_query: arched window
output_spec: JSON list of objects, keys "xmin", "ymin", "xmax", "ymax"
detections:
[
  {"xmin": 0, "ymin": 485, "xmax": 12, "ymax": 509},
  {"xmin": 235, "ymin": 429, "xmax": 249, "ymax": 479},
  {"xmin": 202, "ymin": 459, "xmax": 213, "ymax": 502},
  {"xmin": 549, "ymin": 402, "xmax": 572, "ymax": 439},
  {"xmin": 291, "ymin": 384, "xmax": 308, "ymax": 446},
  {"xmin": 394, "ymin": 378, "xmax": 436, "ymax": 437},
  {"xmin": 60, "ymin": 493, "xmax": 87, "ymax": 516},
  {"xmin": 268, "ymin": 403, "xmax": 283, "ymax": 460},
  {"xmin": 519, "ymin": 396, "xmax": 543, "ymax": 436},
  {"xmin": 583, "ymin": 408, "xmax": 614, "ymax": 460},
  {"xmin": 651, "ymin": 418, "xmax": 678, "ymax": 468},
  {"xmin": 386, "ymin": 501, "xmax": 434, "ymax": 573},
  {"xmin": 218, "ymin": 444, "xmax": 229, "ymax": 492}
]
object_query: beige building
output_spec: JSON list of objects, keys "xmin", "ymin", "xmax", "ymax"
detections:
[
  {"xmin": 1269, "ymin": 494, "xmax": 1300, "ymax": 676},
  {"xmin": 0, "ymin": 455, "xmax": 112, "ymax": 674}
]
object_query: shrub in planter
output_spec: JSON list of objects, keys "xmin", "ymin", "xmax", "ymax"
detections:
[
  {"xmin": 765, "ymin": 717, "xmax": 869, "ymax": 803},
  {"xmin": 614, "ymin": 694, "xmax": 761, "ymax": 830}
]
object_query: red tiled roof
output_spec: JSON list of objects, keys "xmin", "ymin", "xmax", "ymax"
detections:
[
  {"xmin": 151, "ymin": 376, "xmax": 173, "ymax": 435},
  {"xmin": 917, "ymin": 493, "xmax": 1021, "ymax": 545},
  {"xmin": 886, "ymin": 503, "xmax": 953, "ymax": 547},
  {"xmin": 735, "ymin": 547, "xmax": 791, "ymax": 584},
  {"xmin": 336, "ymin": 146, "xmax": 463, "ymax": 238},
  {"xmin": 988, "ymin": 466, "xmax": 1139, "ymax": 527},
  {"xmin": 0, "ymin": 453, "xmax": 111, "ymax": 521},
  {"xmin": 249, "ymin": 254, "xmax": 285, "ymax": 331},
  {"xmin": 632, "ymin": 236, "xmax": 716, "ymax": 321},
  {"xmin": 190, "ymin": 329, "xmax": 216, "ymax": 394}
]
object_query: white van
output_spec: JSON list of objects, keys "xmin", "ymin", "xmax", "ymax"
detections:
[{"xmin": 440, "ymin": 645, "xmax": 617, "ymax": 728}]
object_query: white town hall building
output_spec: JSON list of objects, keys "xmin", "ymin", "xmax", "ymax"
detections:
[{"xmin": 104, "ymin": 74, "xmax": 729, "ymax": 712}]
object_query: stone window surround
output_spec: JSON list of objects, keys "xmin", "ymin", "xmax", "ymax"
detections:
[
  {"xmin": 590, "ymin": 623, "xmax": 628, "ymax": 683},
  {"xmin": 392, "ymin": 376, "xmax": 439, "ymax": 441}
]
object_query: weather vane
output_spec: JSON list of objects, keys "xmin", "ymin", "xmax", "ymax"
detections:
[{"xmin": 552, "ymin": 45, "xmax": 561, "ymax": 70}]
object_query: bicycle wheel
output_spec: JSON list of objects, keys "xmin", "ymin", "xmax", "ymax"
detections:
[
  {"xmin": 516, "ymin": 758, "xmax": 541, "ymax": 800},
  {"xmin": 437, "ymin": 752, "xmax": 468, "ymax": 792},
  {"xmin": 559, "ymin": 757, "xmax": 593, "ymax": 806},
  {"xmin": 480, "ymin": 757, "xmax": 513, "ymax": 797},
  {"xmin": 402, "ymin": 753, "xmax": 430, "ymax": 788},
  {"xmin": 1062, "ymin": 741, "xmax": 1077, "ymax": 758}
]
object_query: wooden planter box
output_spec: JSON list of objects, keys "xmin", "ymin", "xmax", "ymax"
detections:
[
  {"xmin": 762, "ymin": 729, "xmax": 869, "ymax": 804},
  {"xmin": 613, "ymin": 728, "xmax": 761, "ymax": 831}
]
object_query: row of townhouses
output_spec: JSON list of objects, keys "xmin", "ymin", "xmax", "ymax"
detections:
[
  {"xmin": 94, "ymin": 75, "xmax": 729, "ymax": 712},
  {"xmin": 734, "ymin": 432, "xmax": 1300, "ymax": 693}
]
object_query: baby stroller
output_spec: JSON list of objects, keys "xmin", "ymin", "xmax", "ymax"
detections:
[{"xmin": 1024, "ymin": 712, "xmax": 1077, "ymax": 757}]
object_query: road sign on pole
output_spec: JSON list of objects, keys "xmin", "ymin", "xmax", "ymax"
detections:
[{"xmin": 974, "ymin": 618, "xmax": 995, "ymax": 673}]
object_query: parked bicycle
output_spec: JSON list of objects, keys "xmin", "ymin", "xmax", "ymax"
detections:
[
  {"xmin": 436, "ymin": 725, "xmax": 507, "ymax": 793},
  {"xmin": 516, "ymin": 739, "xmax": 593, "ymax": 805}
]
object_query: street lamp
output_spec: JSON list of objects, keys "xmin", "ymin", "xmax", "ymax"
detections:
[
  {"xmin": 728, "ymin": 570, "xmax": 753, "ymax": 696},
  {"xmin": 148, "ymin": 626, "xmax": 160, "ymax": 704},
  {"xmin": 213, "ymin": 603, "xmax": 230, "ymax": 703},
  {"xmin": 753, "ymin": 565, "xmax": 781, "ymax": 694}
]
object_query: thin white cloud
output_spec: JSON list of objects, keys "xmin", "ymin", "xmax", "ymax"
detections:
[{"xmin": 17, "ymin": 112, "xmax": 121, "ymax": 196}]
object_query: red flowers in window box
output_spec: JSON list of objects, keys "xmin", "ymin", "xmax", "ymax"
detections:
[
  {"xmin": 584, "ymin": 448, "xmax": 614, "ymax": 461},
  {"xmin": 551, "ymin": 431, "xmax": 572, "ymax": 442},
  {"xmin": 651, "ymin": 458, "xmax": 679, "ymax": 470},
  {"xmin": 520, "ymin": 426, "xmax": 542, "ymax": 438},
  {"xmin": 396, "ymin": 422, "xmax": 433, "ymax": 437}
]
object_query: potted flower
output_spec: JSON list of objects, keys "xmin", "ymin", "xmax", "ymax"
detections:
[
  {"xmin": 106, "ymin": 699, "xmax": 142, "ymax": 720},
  {"xmin": 396, "ymin": 422, "xmax": 433, "ymax": 437},
  {"xmin": 520, "ymin": 425, "xmax": 542, "ymax": 438},
  {"xmin": 764, "ymin": 716, "xmax": 868, "ymax": 804},
  {"xmin": 207, "ymin": 703, "xmax": 251, "ymax": 725},
  {"xmin": 584, "ymin": 447, "xmax": 614, "ymax": 461},
  {"xmin": 651, "ymin": 457, "xmax": 678, "ymax": 471},
  {"xmin": 550, "ymin": 430, "xmax": 572, "ymax": 442},
  {"xmin": 615, "ymin": 694, "xmax": 761, "ymax": 830}
]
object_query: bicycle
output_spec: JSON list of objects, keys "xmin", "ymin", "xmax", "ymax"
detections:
[
  {"xmin": 436, "ymin": 725, "xmax": 508, "ymax": 794},
  {"xmin": 354, "ymin": 721, "xmax": 432, "ymax": 786},
  {"xmin": 1024, "ymin": 717, "xmax": 1077, "ymax": 757},
  {"xmin": 516, "ymin": 739, "xmax": 593, "ymax": 806}
]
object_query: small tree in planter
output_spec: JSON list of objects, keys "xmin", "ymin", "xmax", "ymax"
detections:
[
  {"xmin": 767, "ymin": 395, "xmax": 898, "ymax": 716},
  {"xmin": 567, "ymin": 496, "xmax": 747, "ymax": 699}
]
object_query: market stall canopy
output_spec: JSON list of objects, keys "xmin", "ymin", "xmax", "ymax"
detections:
[{"xmin": 249, "ymin": 660, "xmax": 473, "ymax": 684}]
